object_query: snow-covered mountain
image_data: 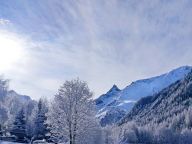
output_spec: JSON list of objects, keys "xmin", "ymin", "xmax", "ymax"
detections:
[
  {"xmin": 6, "ymin": 90, "xmax": 31, "ymax": 102},
  {"xmin": 0, "ymin": 89, "xmax": 32, "ymax": 104},
  {"xmin": 120, "ymin": 69, "xmax": 192, "ymax": 126},
  {"xmin": 96, "ymin": 66, "xmax": 192, "ymax": 126},
  {"xmin": 0, "ymin": 89, "xmax": 35, "ymax": 128}
]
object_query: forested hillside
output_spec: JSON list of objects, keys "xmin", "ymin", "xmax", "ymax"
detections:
[{"xmin": 112, "ymin": 71, "xmax": 192, "ymax": 144}]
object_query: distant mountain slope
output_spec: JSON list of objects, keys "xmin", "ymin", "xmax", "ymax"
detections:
[
  {"xmin": 0, "ymin": 89, "xmax": 35, "ymax": 126},
  {"xmin": 96, "ymin": 66, "xmax": 192, "ymax": 126},
  {"xmin": 0, "ymin": 89, "xmax": 31, "ymax": 102},
  {"xmin": 6, "ymin": 90, "xmax": 31, "ymax": 102},
  {"xmin": 120, "ymin": 70, "xmax": 192, "ymax": 126}
]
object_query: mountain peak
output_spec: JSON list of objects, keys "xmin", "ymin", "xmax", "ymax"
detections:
[
  {"xmin": 96, "ymin": 66, "xmax": 192, "ymax": 126},
  {"xmin": 107, "ymin": 84, "xmax": 120, "ymax": 94},
  {"xmin": 7, "ymin": 90, "xmax": 31, "ymax": 101}
]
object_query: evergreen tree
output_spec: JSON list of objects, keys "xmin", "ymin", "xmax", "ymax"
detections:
[
  {"xmin": 34, "ymin": 98, "xmax": 48, "ymax": 140},
  {"xmin": 0, "ymin": 124, "xmax": 3, "ymax": 136},
  {"xmin": 0, "ymin": 77, "xmax": 8, "ymax": 101},
  {"xmin": 10, "ymin": 108, "xmax": 27, "ymax": 142}
]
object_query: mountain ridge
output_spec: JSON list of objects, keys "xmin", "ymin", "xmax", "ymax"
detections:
[
  {"xmin": 96, "ymin": 66, "xmax": 192, "ymax": 126},
  {"xmin": 7, "ymin": 90, "xmax": 31, "ymax": 102},
  {"xmin": 120, "ymin": 69, "xmax": 192, "ymax": 127}
]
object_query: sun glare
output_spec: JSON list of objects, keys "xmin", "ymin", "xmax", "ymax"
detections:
[{"xmin": 0, "ymin": 31, "xmax": 25, "ymax": 71}]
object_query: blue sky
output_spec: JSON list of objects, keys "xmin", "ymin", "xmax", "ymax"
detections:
[{"xmin": 0, "ymin": 0, "xmax": 192, "ymax": 99}]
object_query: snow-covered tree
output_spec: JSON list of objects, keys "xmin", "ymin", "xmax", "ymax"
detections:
[
  {"xmin": 102, "ymin": 125, "xmax": 119, "ymax": 144},
  {"xmin": 10, "ymin": 108, "xmax": 27, "ymax": 142},
  {"xmin": 33, "ymin": 98, "xmax": 49, "ymax": 140},
  {"xmin": 0, "ymin": 77, "xmax": 8, "ymax": 101},
  {"xmin": 0, "ymin": 124, "xmax": 3, "ymax": 136},
  {"xmin": 0, "ymin": 77, "xmax": 9, "ymax": 136},
  {"xmin": 47, "ymin": 79, "xmax": 102, "ymax": 144},
  {"xmin": 25, "ymin": 100, "xmax": 37, "ymax": 139},
  {"xmin": 0, "ymin": 103, "xmax": 8, "ymax": 127}
]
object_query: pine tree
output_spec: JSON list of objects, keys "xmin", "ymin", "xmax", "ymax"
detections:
[
  {"xmin": 0, "ymin": 77, "xmax": 8, "ymax": 100},
  {"xmin": 0, "ymin": 124, "xmax": 3, "ymax": 136},
  {"xmin": 10, "ymin": 108, "xmax": 27, "ymax": 142},
  {"xmin": 34, "ymin": 98, "xmax": 48, "ymax": 140}
]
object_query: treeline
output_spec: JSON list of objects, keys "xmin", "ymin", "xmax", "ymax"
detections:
[
  {"xmin": 0, "ymin": 78, "xmax": 104, "ymax": 143},
  {"xmin": 106, "ymin": 115, "xmax": 192, "ymax": 144},
  {"xmin": 0, "ymin": 78, "xmax": 49, "ymax": 143}
]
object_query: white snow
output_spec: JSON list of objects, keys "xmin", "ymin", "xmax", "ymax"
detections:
[
  {"xmin": 0, "ymin": 141, "xmax": 21, "ymax": 144},
  {"xmin": 119, "ymin": 66, "xmax": 192, "ymax": 102},
  {"xmin": 96, "ymin": 66, "xmax": 192, "ymax": 124}
]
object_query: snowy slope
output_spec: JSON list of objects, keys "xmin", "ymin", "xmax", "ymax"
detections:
[
  {"xmin": 95, "ymin": 85, "xmax": 120, "ymax": 111},
  {"xmin": 6, "ymin": 90, "xmax": 31, "ymax": 102},
  {"xmin": 0, "ymin": 89, "xmax": 31, "ymax": 103},
  {"xmin": 96, "ymin": 66, "xmax": 192, "ymax": 126},
  {"xmin": 120, "ymin": 70, "xmax": 192, "ymax": 126}
]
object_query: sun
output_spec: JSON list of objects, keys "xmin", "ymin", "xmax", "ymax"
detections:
[{"xmin": 0, "ymin": 30, "xmax": 25, "ymax": 71}]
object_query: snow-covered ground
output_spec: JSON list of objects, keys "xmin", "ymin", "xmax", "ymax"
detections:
[
  {"xmin": 0, "ymin": 141, "xmax": 21, "ymax": 144},
  {"xmin": 0, "ymin": 141, "xmax": 50, "ymax": 144}
]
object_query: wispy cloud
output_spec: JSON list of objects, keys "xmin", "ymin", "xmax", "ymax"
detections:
[
  {"xmin": 0, "ymin": 18, "xmax": 10, "ymax": 25},
  {"xmin": 0, "ymin": 0, "xmax": 192, "ymax": 99}
]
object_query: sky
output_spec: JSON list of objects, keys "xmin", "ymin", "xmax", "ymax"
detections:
[{"xmin": 0, "ymin": 0, "xmax": 192, "ymax": 99}]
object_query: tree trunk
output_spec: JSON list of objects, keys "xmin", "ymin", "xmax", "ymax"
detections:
[
  {"xmin": 69, "ymin": 122, "xmax": 73, "ymax": 144},
  {"xmin": 73, "ymin": 117, "xmax": 77, "ymax": 144},
  {"xmin": 73, "ymin": 95, "xmax": 78, "ymax": 144}
]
